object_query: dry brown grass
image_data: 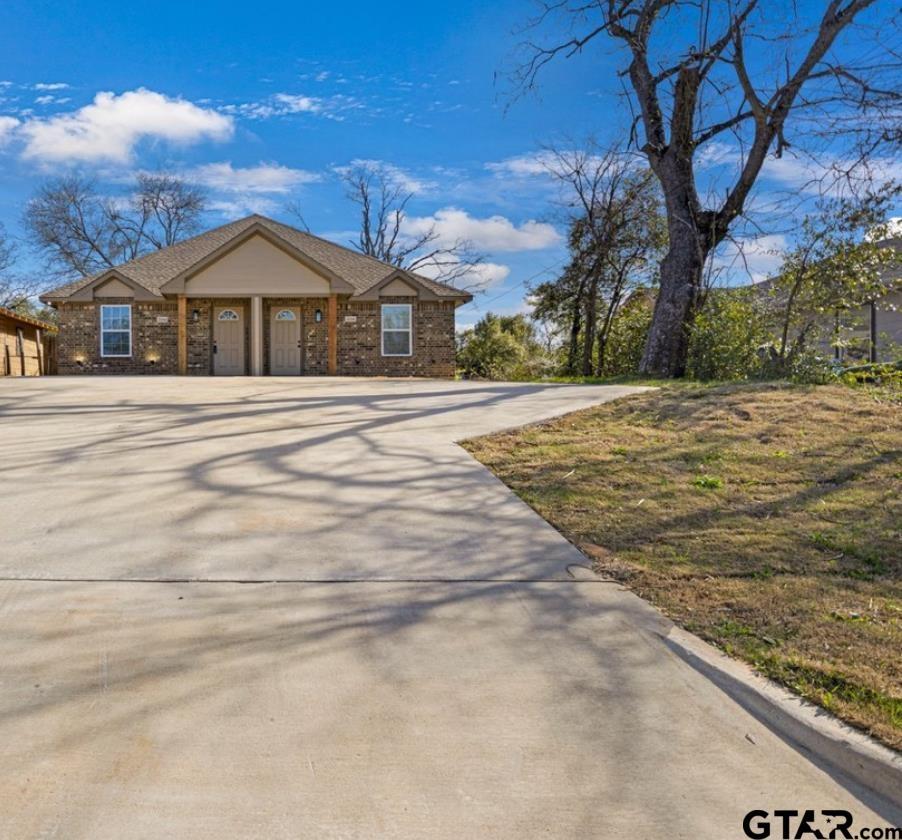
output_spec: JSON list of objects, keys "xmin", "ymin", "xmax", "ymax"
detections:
[{"xmin": 464, "ymin": 382, "xmax": 902, "ymax": 750}]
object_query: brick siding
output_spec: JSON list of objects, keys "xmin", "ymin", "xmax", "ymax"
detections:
[
  {"xmin": 57, "ymin": 300, "xmax": 178, "ymax": 374},
  {"xmin": 55, "ymin": 295, "xmax": 457, "ymax": 377},
  {"xmin": 337, "ymin": 297, "xmax": 456, "ymax": 377}
]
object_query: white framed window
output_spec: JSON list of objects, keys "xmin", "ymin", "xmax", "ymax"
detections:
[
  {"xmin": 218, "ymin": 309, "xmax": 240, "ymax": 321},
  {"xmin": 100, "ymin": 304, "xmax": 132, "ymax": 357},
  {"xmin": 275, "ymin": 309, "xmax": 296, "ymax": 321},
  {"xmin": 381, "ymin": 304, "xmax": 412, "ymax": 356}
]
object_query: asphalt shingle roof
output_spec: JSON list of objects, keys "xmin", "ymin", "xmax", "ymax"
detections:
[{"xmin": 40, "ymin": 214, "xmax": 470, "ymax": 302}]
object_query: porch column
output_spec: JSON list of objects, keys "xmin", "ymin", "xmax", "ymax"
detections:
[
  {"xmin": 251, "ymin": 295, "xmax": 263, "ymax": 376},
  {"xmin": 327, "ymin": 293, "xmax": 338, "ymax": 375},
  {"xmin": 177, "ymin": 295, "xmax": 187, "ymax": 375}
]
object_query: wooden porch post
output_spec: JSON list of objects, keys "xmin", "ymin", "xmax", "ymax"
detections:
[
  {"xmin": 177, "ymin": 294, "xmax": 187, "ymax": 375},
  {"xmin": 327, "ymin": 293, "xmax": 338, "ymax": 375},
  {"xmin": 35, "ymin": 328, "xmax": 44, "ymax": 375}
]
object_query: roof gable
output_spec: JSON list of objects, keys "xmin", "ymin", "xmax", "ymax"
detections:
[
  {"xmin": 162, "ymin": 225, "xmax": 355, "ymax": 294},
  {"xmin": 40, "ymin": 214, "xmax": 472, "ymax": 303},
  {"xmin": 67, "ymin": 269, "xmax": 161, "ymax": 302}
]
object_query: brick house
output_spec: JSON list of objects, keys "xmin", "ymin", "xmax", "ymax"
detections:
[{"xmin": 40, "ymin": 215, "xmax": 472, "ymax": 377}]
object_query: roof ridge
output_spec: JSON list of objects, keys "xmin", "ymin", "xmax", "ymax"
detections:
[
  {"xmin": 117, "ymin": 215, "xmax": 256, "ymax": 274},
  {"xmin": 40, "ymin": 213, "xmax": 473, "ymax": 302},
  {"xmin": 261, "ymin": 216, "xmax": 399, "ymax": 271}
]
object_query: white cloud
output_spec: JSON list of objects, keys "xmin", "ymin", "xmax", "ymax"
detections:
[
  {"xmin": 19, "ymin": 88, "xmax": 233, "ymax": 164},
  {"xmin": 188, "ymin": 161, "xmax": 320, "ymax": 194},
  {"xmin": 33, "ymin": 82, "xmax": 69, "ymax": 91},
  {"xmin": 714, "ymin": 233, "xmax": 788, "ymax": 284},
  {"xmin": 209, "ymin": 197, "xmax": 280, "ymax": 218},
  {"xmin": 401, "ymin": 207, "xmax": 560, "ymax": 252},
  {"xmin": 485, "ymin": 152, "xmax": 558, "ymax": 177},
  {"xmin": 34, "ymin": 94, "xmax": 70, "ymax": 106},
  {"xmin": 273, "ymin": 93, "xmax": 322, "ymax": 113},
  {"xmin": 695, "ymin": 141, "xmax": 738, "ymax": 169},
  {"xmin": 0, "ymin": 116, "xmax": 19, "ymax": 146},
  {"xmin": 762, "ymin": 153, "xmax": 902, "ymax": 193},
  {"xmin": 415, "ymin": 258, "xmax": 510, "ymax": 289},
  {"xmin": 223, "ymin": 92, "xmax": 361, "ymax": 122},
  {"xmin": 483, "ymin": 150, "xmax": 637, "ymax": 195},
  {"xmin": 697, "ymin": 143, "xmax": 902, "ymax": 195},
  {"xmin": 337, "ymin": 159, "xmax": 436, "ymax": 195}
]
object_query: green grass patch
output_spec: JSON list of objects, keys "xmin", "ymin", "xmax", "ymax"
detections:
[{"xmin": 464, "ymin": 382, "xmax": 902, "ymax": 749}]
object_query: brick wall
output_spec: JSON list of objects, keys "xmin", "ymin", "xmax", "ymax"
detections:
[
  {"xmin": 337, "ymin": 297, "xmax": 456, "ymax": 377},
  {"xmin": 56, "ymin": 300, "xmax": 178, "ymax": 374},
  {"xmin": 55, "ymin": 295, "xmax": 458, "ymax": 377}
]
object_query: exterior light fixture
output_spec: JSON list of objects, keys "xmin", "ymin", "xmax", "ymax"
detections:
[
  {"xmin": 314, "ymin": 309, "xmax": 323, "ymax": 323},
  {"xmin": 191, "ymin": 309, "xmax": 201, "ymax": 323}
]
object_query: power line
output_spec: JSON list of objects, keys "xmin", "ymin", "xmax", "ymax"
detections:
[{"xmin": 469, "ymin": 258, "xmax": 567, "ymax": 312}]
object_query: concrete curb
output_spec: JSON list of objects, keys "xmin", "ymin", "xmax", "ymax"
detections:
[{"xmin": 664, "ymin": 626, "xmax": 902, "ymax": 813}]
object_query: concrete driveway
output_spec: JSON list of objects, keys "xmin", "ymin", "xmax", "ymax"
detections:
[{"xmin": 0, "ymin": 377, "xmax": 894, "ymax": 838}]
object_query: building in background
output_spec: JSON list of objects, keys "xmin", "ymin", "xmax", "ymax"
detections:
[{"xmin": 0, "ymin": 306, "xmax": 56, "ymax": 377}]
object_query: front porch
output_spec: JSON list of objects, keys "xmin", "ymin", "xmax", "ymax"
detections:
[{"xmin": 179, "ymin": 294, "xmax": 339, "ymax": 376}]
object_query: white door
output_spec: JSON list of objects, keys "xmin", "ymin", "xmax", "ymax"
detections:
[
  {"xmin": 270, "ymin": 307, "xmax": 302, "ymax": 375},
  {"xmin": 214, "ymin": 307, "xmax": 245, "ymax": 375}
]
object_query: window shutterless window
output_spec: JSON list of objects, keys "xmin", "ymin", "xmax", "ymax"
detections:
[
  {"xmin": 100, "ymin": 304, "xmax": 132, "ymax": 357},
  {"xmin": 381, "ymin": 304, "xmax": 412, "ymax": 356}
]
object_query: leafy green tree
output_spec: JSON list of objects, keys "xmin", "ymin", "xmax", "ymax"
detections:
[
  {"xmin": 457, "ymin": 313, "xmax": 548, "ymax": 380},
  {"xmin": 769, "ymin": 186, "xmax": 900, "ymax": 372},
  {"xmin": 597, "ymin": 292, "xmax": 654, "ymax": 377},
  {"xmin": 687, "ymin": 290, "xmax": 770, "ymax": 381}
]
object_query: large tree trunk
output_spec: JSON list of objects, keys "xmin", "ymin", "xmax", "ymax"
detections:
[
  {"xmin": 639, "ymin": 162, "xmax": 711, "ymax": 377},
  {"xmin": 640, "ymin": 234, "xmax": 706, "ymax": 376}
]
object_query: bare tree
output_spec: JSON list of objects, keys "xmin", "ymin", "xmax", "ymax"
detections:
[
  {"xmin": 342, "ymin": 162, "xmax": 487, "ymax": 289},
  {"xmin": 515, "ymin": 1, "xmax": 900, "ymax": 376},
  {"xmin": 0, "ymin": 224, "xmax": 36, "ymax": 310},
  {"xmin": 532, "ymin": 143, "xmax": 666, "ymax": 375},
  {"xmin": 283, "ymin": 200, "xmax": 312, "ymax": 233},
  {"xmin": 130, "ymin": 173, "xmax": 205, "ymax": 249},
  {"xmin": 25, "ymin": 173, "xmax": 206, "ymax": 278}
]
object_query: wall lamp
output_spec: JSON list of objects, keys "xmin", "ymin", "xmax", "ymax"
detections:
[
  {"xmin": 314, "ymin": 309, "xmax": 323, "ymax": 323},
  {"xmin": 191, "ymin": 309, "xmax": 201, "ymax": 323}
]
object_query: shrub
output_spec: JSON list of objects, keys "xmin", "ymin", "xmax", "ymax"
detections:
[
  {"xmin": 599, "ymin": 295, "xmax": 654, "ymax": 377},
  {"xmin": 687, "ymin": 289, "xmax": 771, "ymax": 381},
  {"xmin": 457, "ymin": 312, "xmax": 550, "ymax": 380},
  {"xmin": 840, "ymin": 360, "xmax": 902, "ymax": 389}
]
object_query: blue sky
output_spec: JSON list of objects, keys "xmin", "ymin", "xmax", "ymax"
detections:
[{"xmin": 1, "ymin": 0, "xmax": 898, "ymax": 326}]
